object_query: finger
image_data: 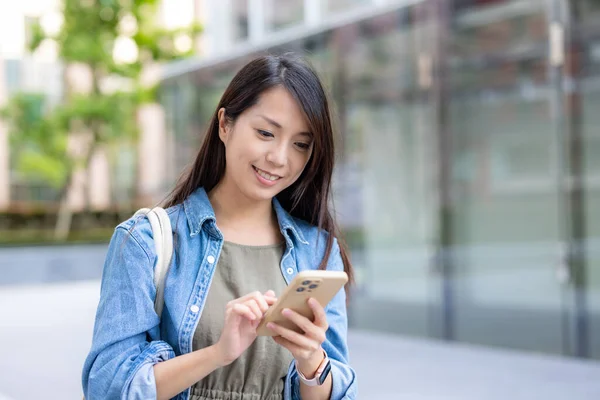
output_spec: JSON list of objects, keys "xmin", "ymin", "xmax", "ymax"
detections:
[
  {"xmin": 252, "ymin": 294, "xmax": 270, "ymax": 314},
  {"xmin": 265, "ymin": 295, "xmax": 277, "ymax": 306},
  {"xmin": 266, "ymin": 322, "xmax": 320, "ymax": 352},
  {"xmin": 227, "ymin": 291, "xmax": 276, "ymax": 310},
  {"xmin": 308, "ymin": 298, "xmax": 329, "ymax": 331},
  {"xmin": 281, "ymin": 307, "xmax": 326, "ymax": 344},
  {"xmin": 231, "ymin": 303, "xmax": 257, "ymax": 321},
  {"xmin": 244, "ymin": 299, "xmax": 263, "ymax": 320},
  {"xmin": 228, "ymin": 291, "xmax": 264, "ymax": 306},
  {"xmin": 251, "ymin": 317, "xmax": 262, "ymax": 329},
  {"xmin": 247, "ymin": 291, "xmax": 275, "ymax": 312},
  {"xmin": 263, "ymin": 290, "xmax": 278, "ymax": 305},
  {"xmin": 272, "ymin": 335, "xmax": 304, "ymax": 355}
]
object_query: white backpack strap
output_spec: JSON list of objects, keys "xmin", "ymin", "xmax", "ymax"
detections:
[{"xmin": 134, "ymin": 207, "xmax": 173, "ymax": 319}]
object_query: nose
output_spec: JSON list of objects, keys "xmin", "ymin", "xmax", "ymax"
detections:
[{"xmin": 266, "ymin": 143, "xmax": 287, "ymax": 168}]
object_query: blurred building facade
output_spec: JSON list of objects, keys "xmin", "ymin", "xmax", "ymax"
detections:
[{"xmin": 160, "ymin": 0, "xmax": 600, "ymax": 361}]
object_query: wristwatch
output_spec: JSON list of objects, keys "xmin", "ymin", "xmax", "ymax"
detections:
[{"xmin": 296, "ymin": 349, "xmax": 332, "ymax": 386}]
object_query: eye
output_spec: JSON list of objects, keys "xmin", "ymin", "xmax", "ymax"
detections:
[
  {"xmin": 295, "ymin": 142, "xmax": 311, "ymax": 151},
  {"xmin": 257, "ymin": 129, "xmax": 274, "ymax": 138}
]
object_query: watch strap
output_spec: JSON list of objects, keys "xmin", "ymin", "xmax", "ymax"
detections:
[{"xmin": 296, "ymin": 349, "xmax": 331, "ymax": 387}]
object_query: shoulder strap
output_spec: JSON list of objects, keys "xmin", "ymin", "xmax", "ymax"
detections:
[{"xmin": 133, "ymin": 207, "xmax": 173, "ymax": 319}]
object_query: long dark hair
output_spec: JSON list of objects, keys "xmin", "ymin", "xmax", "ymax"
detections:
[{"xmin": 164, "ymin": 53, "xmax": 354, "ymax": 292}]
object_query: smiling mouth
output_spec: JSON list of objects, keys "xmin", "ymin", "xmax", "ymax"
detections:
[{"xmin": 253, "ymin": 166, "xmax": 281, "ymax": 181}]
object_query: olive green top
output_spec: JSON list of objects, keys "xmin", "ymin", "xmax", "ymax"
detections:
[{"xmin": 190, "ymin": 241, "xmax": 293, "ymax": 400}]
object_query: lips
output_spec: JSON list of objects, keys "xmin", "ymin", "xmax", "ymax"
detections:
[{"xmin": 253, "ymin": 166, "xmax": 282, "ymax": 181}]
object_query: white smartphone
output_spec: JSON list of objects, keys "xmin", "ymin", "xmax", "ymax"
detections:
[{"xmin": 256, "ymin": 270, "xmax": 348, "ymax": 336}]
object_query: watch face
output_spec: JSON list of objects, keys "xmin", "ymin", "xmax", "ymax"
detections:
[{"xmin": 317, "ymin": 360, "xmax": 332, "ymax": 385}]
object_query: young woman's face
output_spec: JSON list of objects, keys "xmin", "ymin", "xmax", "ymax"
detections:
[{"xmin": 218, "ymin": 86, "xmax": 314, "ymax": 202}]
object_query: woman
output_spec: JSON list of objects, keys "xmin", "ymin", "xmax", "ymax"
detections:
[{"xmin": 82, "ymin": 53, "xmax": 357, "ymax": 400}]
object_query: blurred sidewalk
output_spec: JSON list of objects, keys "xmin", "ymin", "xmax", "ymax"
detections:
[
  {"xmin": 350, "ymin": 330, "xmax": 600, "ymax": 399},
  {"xmin": 0, "ymin": 280, "xmax": 599, "ymax": 399}
]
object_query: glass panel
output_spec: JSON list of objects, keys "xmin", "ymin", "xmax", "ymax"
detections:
[
  {"xmin": 265, "ymin": 0, "xmax": 304, "ymax": 31},
  {"xmin": 583, "ymin": 89, "xmax": 600, "ymax": 359},
  {"xmin": 231, "ymin": 0, "xmax": 249, "ymax": 42},
  {"xmin": 327, "ymin": 0, "xmax": 370, "ymax": 13},
  {"xmin": 335, "ymin": 8, "xmax": 440, "ymax": 336},
  {"xmin": 111, "ymin": 143, "xmax": 136, "ymax": 205},
  {"xmin": 570, "ymin": 0, "xmax": 600, "ymax": 360},
  {"xmin": 448, "ymin": 0, "xmax": 566, "ymax": 354},
  {"xmin": 163, "ymin": 70, "xmax": 234, "ymax": 180},
  {"xmin": 4, "ymin": 59, "xmax": 21, "ymax": 94}
]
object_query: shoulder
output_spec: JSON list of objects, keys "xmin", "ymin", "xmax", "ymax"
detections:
[
  {"xmin": 289, "ymin": 216, "xmax": 341, "ymax": 265},
  {"xmin": 113, "ymin": 204, "xmax": 184, "ymax": 261},
  {"xmin": 273, "ymin": 197, "xmax": 338, "ymax": 255},
  {"xmin": 293, "ymin": 217, "xmax": 336, "ymax": 246}
]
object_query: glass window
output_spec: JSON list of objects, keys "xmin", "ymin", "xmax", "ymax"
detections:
[
  {"xmin": 4, "ymin": 59, "xmax": 21, "ymax": 95},
  {"xmin": 265, "ymin": 0, "xmax": 304, "ymax": 31},
  {"xmin": 448, "ymin": 0, "xmax": 569, "ymax": 355},
  {"xmin": 110, "ymin": 143, "xmax": 136, "ymax": 205},
  {"xmin": 325, "ymin": 8, "xmax": 439, "ymax": 336},
  {"xmin": 327, "ymin": 0, "xmax": 369, "ymax": 13},
  {"xmin": 232, "ymin": 0, "xmax": 249, "ymax": 41},
  {"xmin": 570, "ymin": 0, "xmax": 600, "ymax": 360}
]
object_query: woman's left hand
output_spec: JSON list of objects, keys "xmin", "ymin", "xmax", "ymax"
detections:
[{"xmin": 267, "ymin": 297, "xmax": 328, "ymax": 372}]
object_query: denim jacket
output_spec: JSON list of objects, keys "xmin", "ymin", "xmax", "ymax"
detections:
[{"xmin": 82, "ymin": 187, "xmax": 357, "ymax": 399}]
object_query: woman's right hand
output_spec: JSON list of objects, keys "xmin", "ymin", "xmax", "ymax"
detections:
[{"xmin": 214, "ymin": 290, "xmax": 277, "ymax": 366}]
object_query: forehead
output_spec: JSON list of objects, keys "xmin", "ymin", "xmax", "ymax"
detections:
[{"xmin": 246, "ymin": 86, "xmax": 310, "ymax": 133}]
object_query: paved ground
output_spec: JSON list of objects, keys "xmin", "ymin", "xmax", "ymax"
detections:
[
  {"xmin": 350, "ymin": 331, "xmax": 600, "ymax": 399},
  {"xmin": 0, "ymin": 280, "xmax": 599, "ymax": 399}
]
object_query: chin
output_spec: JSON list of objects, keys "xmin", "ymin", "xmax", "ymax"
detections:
[{"xmin": 241, "ymin": 184, "xmax": 279, "ymax": 203}]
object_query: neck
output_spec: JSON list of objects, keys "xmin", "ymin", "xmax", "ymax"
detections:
[{"xmin": 208, "ymin": 178, "xmax": 276, "ymax": 230}]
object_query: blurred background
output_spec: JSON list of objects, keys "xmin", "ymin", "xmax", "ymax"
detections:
[{"xmin": 1, "ymin": 0, "xmax": 600, "ymax": 398}]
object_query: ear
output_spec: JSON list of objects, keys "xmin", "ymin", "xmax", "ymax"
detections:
[{"xmin": 217, "ymin": 107, "xmax": 230, "ymax": 144}]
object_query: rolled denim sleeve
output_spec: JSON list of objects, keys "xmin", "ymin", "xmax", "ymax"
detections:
[
  {"xmin": 287, "ymin": 238, "xmax": 358, "ymax": 400},
  {"xmin": 82, "ymin": 222, "xmax": 175, "ymax": 399}
]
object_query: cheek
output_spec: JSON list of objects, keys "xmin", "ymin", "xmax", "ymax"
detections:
[
  {"xmin": 290, "ymin": 151, "xmax": 312, "ymax": 178},
  {"xmin": 225, "ymin": 131, "xmax": 254, "ymax": 162}
]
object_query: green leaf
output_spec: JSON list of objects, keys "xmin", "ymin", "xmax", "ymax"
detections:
[
  {"xmin": 17, "ymin": 149, "xmax": 69, "ymax": 188},
  {"xmin": 28, "ymin": 21, "xmax": 47, "ymax": 52},
  {"xmin": 1, "ymin": 92, "xmax": 70, "ymax": 183}
]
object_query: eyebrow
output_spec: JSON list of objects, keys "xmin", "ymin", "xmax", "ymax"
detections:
[{"xmin": 258, "ymin": 115, "xmax": 312, "ymax": 138}]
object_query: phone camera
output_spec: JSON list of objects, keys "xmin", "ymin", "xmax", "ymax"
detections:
[
  {"xmin": 309, "ymin": 284, "xmax": 318, "ymax": 289},
  {"xmin": 296, "ymin": 287, "xmax": 305, "ymax": 292},
  {"xmin": 302, "ymin": 280, "xmax": 311, "ymax": 286}
]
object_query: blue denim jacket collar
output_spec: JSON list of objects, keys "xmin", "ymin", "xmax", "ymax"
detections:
[{"xmin": 182, "ymin": 187, "xmax": 309, "ymax": 246}]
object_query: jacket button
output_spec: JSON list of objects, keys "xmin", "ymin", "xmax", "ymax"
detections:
[
  {"xmin": 190, "ymin": 305, "xmax": 200, "ymax": 313},
  {"xmin": 286, "ymin": 268, "xmax": 294, "ymax": 275},
  {"xmin": 207, "ymin": 255, "xmax": 215, "ymax": 264}
]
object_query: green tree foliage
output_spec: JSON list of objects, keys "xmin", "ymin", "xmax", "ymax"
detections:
[
  {"xmin": 1, "ymin": 0, "xmax": 201, "ymax": 239},
  {"xmin": 1, "ymin": 93, "xmax": 68, "ymax": 188}
]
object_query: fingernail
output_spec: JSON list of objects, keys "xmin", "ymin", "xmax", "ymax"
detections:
[
  {"xmin": 267, "ymin": 323, "xmax": 275, "ymax": 329},
  {"xmin": 282, "ymin": 308, "xmax": 290, "ymax": 316}
]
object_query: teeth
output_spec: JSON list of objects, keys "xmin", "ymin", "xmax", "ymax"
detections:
[{"xmin": 256, "ymin": 167, "xmax": 279, "ymax": 181}]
